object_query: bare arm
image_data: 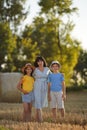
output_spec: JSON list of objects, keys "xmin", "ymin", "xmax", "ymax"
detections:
[
  {"xmin": 48, "ymin": 82, "xmax": 51, "ymax": 101},
  {"xmin": 17, "ymin": 77, "xmax": 28, "ymax": 94},
  {"xmin": 62, "ymin": 80, "xmax": 66, "ymax": 100}
]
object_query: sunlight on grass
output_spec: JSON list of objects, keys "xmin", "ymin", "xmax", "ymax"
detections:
[{"xmin": 0, "ymin": 91, "xmax": 87, "ymax": 130}]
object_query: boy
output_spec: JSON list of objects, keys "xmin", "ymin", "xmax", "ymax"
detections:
[{"xmin": 48, "ymin": 61, "xmax": 66, "ymax": 121}]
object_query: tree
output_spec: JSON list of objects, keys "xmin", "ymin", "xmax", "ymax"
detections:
[
  {"xmin": 21, "ymin": 0, "xmax": 81, "ymax": 85},
  {"xmin": 72, "ymin": 50, "xmax": 87, "ymax": 86},
  {"xmin": 39, "ymin": 0, "xmax": 78, "ymax": 47},
  {"xmin": 0, "ymin": 0, "xmax": 28, "ymax": 31},
  {"xmin": 39, "ymin": 0, "xmax": 77, "ymax": 14},
  {"xmin": 0, "ymin": 22, "xmax": 17, "ymax": 72},
  {"xmin": 0, "ymin": 22, "xmax": 39, "ymax": 72},
  {"xmin": 11, "ymin": 27, "xmax": 40, "ymax": 72},
  {"xmin": 26, "ymin": 18, "xmax": 81, "ymax": 85}
]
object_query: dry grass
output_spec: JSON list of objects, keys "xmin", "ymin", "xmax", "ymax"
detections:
[{"xmin": 0, "ymin": 90, "xmax": 87, "ymax": 130}]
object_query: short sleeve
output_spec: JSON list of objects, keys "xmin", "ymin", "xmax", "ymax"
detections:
[
  {"xmin": 47, "ymin": 73, "xmax": 51, "ymax": 83},
  {"xmin": 61, "ymin": 73, "xmax": 64, "ymax": 81}
]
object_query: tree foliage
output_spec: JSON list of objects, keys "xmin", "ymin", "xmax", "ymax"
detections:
[
  {"xmin": 0, "ymin": 22, "xmax": 17, "ymax": 71},
  {"xmin": 21, "ymin": 0, "xmax": 80, "ymax": 85},
  {"xmin": 0, "ymin": 0, "xmax": 28, "ymax": 30},
  {"xmin": 72, "ymin": 50, "xmax": 87, "ymax": 86},
  {"xmin": 39, "ymin": 0, "xmax": 78, "ymax": 15},
  {"xmin": 23, "ymin": 17, "xmax": 81, "ymax": 85},
  {"xmin": 0, "ymin": 0, "xmax": 83, "ymax": 86}
]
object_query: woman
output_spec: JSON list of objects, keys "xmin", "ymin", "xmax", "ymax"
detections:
[{"xmin": 33, "ymin": 56, "xmax": 50, "ymax": 122}]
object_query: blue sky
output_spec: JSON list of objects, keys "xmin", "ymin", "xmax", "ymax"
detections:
[{"xmin": 23, "ymin": 0, "xmax": 87, "ymax": 50}]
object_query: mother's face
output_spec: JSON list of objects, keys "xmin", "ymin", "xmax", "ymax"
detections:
[{"xmin": 37, "ymin": 60, "xmax": 44, "ymax": 66}]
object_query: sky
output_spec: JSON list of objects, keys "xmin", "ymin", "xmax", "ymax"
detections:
[
  {"xmin": 72, "ymin": 0, "xmax": 87, "ymax": 50},
  {"xmin": 23, "ymin": 0, "xmax": 87, "ymax": 50}
]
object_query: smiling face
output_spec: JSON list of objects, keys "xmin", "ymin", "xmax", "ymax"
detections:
[
  {"xmin": 24, "ymin": 66, "xmax": 33, "ymax": 75},
  {"xmin": 34, "ymin": 56, "xmax": 47, "ymax": 67},
  {"xmin": 37, "ymin": 60, "xmax": 44, "ymax": 67},
  {"xmin": 51, "ymin": 63, "xmax": 60, "ymax": 73}
]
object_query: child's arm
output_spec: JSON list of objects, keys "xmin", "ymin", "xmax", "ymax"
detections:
[
  {"xmin": 17, "ymin": 78, "xmax": 28, "ymax": 94},
  {"xmin": 62, "ymin": 80, "xmax": 66, "ymax": 100}
]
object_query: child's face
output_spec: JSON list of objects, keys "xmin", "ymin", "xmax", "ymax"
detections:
[
  {"xmin": 51, "ymin": 64, "xmax": 59, "ymax": 72},
  {"xmin": 25, "ymin": 66, "xmax": 32, "ymax": 75}
]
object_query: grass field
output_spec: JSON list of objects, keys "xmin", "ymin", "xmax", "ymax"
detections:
[{"xmin": 0, "ymin": 90, "xmax": 87, "ymax": 130}]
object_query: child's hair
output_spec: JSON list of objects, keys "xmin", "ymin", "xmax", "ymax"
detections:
[
  {"xmin": 34, "ymin": 56, "xmax": 47, "ymax": 67},
  {"xmin": 22, "ymin": 63, "xmax": 34, "ymax": 75}
]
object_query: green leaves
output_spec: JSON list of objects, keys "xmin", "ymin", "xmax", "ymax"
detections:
[
  {"xmin": 0, "ymin": 22, "xmax": 17, "ymax": 71},
  {"xmin": 39, "ymin": 0, "xmax": 78, "ymax": 16},
  {"xmin": 0, "ymin": 0, "xmax": 28, "ymax": 30},
  {"xmin": 73, "ymin": 50, "xmax": 87, "ymax": 86}
]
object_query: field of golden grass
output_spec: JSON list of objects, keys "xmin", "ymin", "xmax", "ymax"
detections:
[{"xmin": 0, "ymin": 90, "xmax": 87, "ymax": 130}]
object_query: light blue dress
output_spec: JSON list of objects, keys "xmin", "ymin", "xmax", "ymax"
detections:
[{"xmin": 33, "ymin": 67, "xmax": 50, "ymax": 109}]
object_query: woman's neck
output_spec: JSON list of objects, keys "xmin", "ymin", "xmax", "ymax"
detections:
[{"xmin": 38, "ymin": 66, "xmax": 44, "ymax": 71}]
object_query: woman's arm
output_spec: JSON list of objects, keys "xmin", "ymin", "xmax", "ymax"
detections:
[{"xmin": 48, "ymin": 82, "xmax": 51, "ymax": 101}]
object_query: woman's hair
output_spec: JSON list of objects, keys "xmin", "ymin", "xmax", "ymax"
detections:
[{"xmin": 34, "ymin": 56, "xmax": 47, "ymax": 67}]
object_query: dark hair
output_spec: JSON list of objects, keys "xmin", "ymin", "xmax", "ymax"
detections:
[{"xmin": 34, "ymin": 56, "xmax": 47, "ymax": 67}]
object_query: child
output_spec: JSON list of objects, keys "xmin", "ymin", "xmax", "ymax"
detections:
[
  {"xmin": 17, "ymin": 63, "xmax": 34, "ymax": 122},
  {"xmin": 48, "ymin": 61, "xmax": 66, "ymax": 121}
]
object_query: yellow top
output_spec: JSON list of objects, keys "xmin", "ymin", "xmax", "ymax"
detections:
[{"xmin": 22, "ymin": 75, "xmax": 34, "ymax": 92}]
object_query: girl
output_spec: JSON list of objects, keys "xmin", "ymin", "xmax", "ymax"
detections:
[{"xmin": 17, "ymin": 63, "xmax": 34, "ymax": 122}]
